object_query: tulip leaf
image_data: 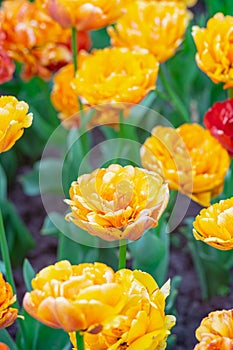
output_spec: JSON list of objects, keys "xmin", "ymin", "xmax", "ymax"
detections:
[
  {"xmin": 0, "ymin": 329, "xmax": 19, "ymax": 350},
  {"xmin": 23, "ymin": 259, "xmax": 36, "ymax": 292}
]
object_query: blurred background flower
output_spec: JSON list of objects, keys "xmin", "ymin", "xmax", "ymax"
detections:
[
  {"xmin": 192, "ymin": 13, "xmax": 233, "ymax": 89},
  {"xmin": 108, "ymin": 1, "xmax": 191, "ymax": 63},
  {"xmin": 204, "ymin": 98, "xmax": 233, "ymax": 157}
]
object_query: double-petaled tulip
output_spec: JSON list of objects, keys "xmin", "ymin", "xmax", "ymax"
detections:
[
  {"xmin": 23, "ymin": 260, "xmax": 128, "ymax": 332},
  {"xmin": 204, "ymin": 98, "xmax": 233, "ymax": 157},
  {"xmin": 0, "ymin": 273, "xmax": 18, "ymax": 329},
  {"xmin": 0, "ymin": 96, "xmax": 33, "ymax": 154},
  {"xmin": 46, "ymin": 0, "xmax": 131, "ymax": 30},
  {"xmin": 71, "ymin": 48, "xmax": 159, "ymax": 113},
  {"xmin": 192, "ymin": 13, "xmax": 233, "ymax": 89},
  {"xmin": 65, "ymin": 164, "xmax": 169, "ymax": 241},
  {"xmin": 194, "ymin": 309, "xmax": 233, "ymax": 349},
  {"xmin": 69, "ymin": 270, "xmax": 176, "ymax": 350},
  {"xmin": 108, "ymin": 1, "xmax": 191, "ymax": 63},
  {"xmin": 0, "ymin": 0, "xmax": 90, "ymax": 80},
  {"xmin": 193, "ymin": 197, "xmax": 233, "ymax": 250},
  {"xmin": 141, "ymin": 123, "xmax": 230, "ymax": 207},
  {"xmin": 0, "ymin": 47, "xmax": 15, "ymax": 84},
  {"xmin": 148, "ymin": 0, "xmax": 197, "ymax": 6}
]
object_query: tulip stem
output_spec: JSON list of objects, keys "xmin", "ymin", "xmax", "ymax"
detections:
[
  {"xmin": 115, "ymin": 109, "xmax": 124, "ymax": 162},
  {"xmin": 72, "ymin": 27, "xmax": 78, "ymax": 73},
  {"xmin": 228, "ymin": 88, "xmax": 233, "ymax": 99},
  {"xmin": 76, "ymin": 331, "xmax": 85, "ymax": 350},
  {"xmin": 0, "ymin": 207, "xmax": 16, "ymax": 294},
  {"xmin": 159, "ymin": 64, "xmax": 189, "ymax": 123},
  {"xmin": 118, "ymin": 239, "xmax": 127, "ymax": 270}
]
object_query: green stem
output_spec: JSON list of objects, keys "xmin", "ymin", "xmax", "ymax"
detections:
[
  {"xmin": 118, "ymin": 239, "xmax": 127, "ymax": 270},
  {"xmin": 228, "ymin": 88, "xmax": 233, "ymax": 99},
  {"xmin": 0, "ymin": 207, "xmax": 27, "ymax": 345},
  {"xmin": 0, "ymin": 208, "xmax": 16, "ymax": 293},
  {"xmin": 115, "ymin": 109, "xmax": 124, "ymax": 162},
  {"xmin": 159, "ymin": 65, "xmax": 189, "ymax": 123},
  {"xmin": 76, "ymin": 331, "xmax": 85, "ymax": 350},
  {"xmin": 72, "ymin": 27, "xmax": 78, "ymax": 73}
]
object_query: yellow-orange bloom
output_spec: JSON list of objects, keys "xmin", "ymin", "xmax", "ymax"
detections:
[
  {"xmin": 0, "ymin": 0, "xmax": 81, "ymax": 80},
  {"xmin": 0, "ymin": 273, "xmax": 18, "ymax": 329},
  {"xmin": 46, "ymin": 0, "xmax": 131, "ymax": 30},
  {"xmin": 141, "ymin": 123, "xmax": 230, "ymax": 207},
  {"xmin": 0, "ymin": 344, "xmax": 10, "ymax": 350},
  {"xmin": 192, "ymin": 13, "xmax": 233, "ymax": 89},
  {"xmin": 23, "ymin": 260, "xmax": 129, "ymax": 332},
  {"xmin": 70, "ymin": 270, "xmax": 176, "ymax": 350},
  {"xmin": 193, "ymin": 197, "xmax": 233, "ymax": 250},
  {"xmin": 65, "ymin": 164, "xmax": 169, "ymax": 241},
  {"xmin": 147, "ymin": 0, "xmax": 197, "ymax": 6},
  {"xmin": 72, "ymin": 48, "xmax": 158, "ymax": 112},
  {"xmin": 0, "ymin": 96, "xmax": 33, "ymax": 154},
  {"xmin": 194, "ymin": 309, "xmax": 233, "ymax": 349},
  {"xmin": 108, "ymin": 1, "xmax": 191, "ymax": 63}
]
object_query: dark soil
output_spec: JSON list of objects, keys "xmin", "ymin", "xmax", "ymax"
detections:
[{"xmin": 7, "ymin": 166, "xmax": 233, "ymax": 350}]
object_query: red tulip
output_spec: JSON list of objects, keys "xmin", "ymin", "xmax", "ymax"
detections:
[{"xmin": 204, "ymin": 98, "xmax": 233, "ymax": 157}]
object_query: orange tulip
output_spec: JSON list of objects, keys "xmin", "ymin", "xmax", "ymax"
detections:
[
  {"xmin": 0, "ymin": 344, "xmax": 10, "ymax": 350},
  {"xmin": 0, "ymin": 96, "xmax": 33, "ymax": 154},
  {"xmin": 65, "ymin": 164, "xmax": 169, "ymax": 241},
  {"xmin": 194, "ymin": 309, "xmax": 233, "ymax": 349},
  {"xmin": 46, "ymin": 0, "xmax": 131, "ymax": 30},
  {"xmin": 141, "ymin": 123, "xmax": 230, "ymax": 207},
  {"xmin": 108, "ymin": 1, "xmax": 191, "ymax": 63},
  {"xmin": 23, "ymin": 260, "xmax": 128, "ymax": 332},
  {"xmin": 0, "ymin": 273, "xmax": 18, "ymax": 329},
  {"xmin": 71, "ymin": 48, "xmax": 159, "ymax": 111},
  {"xmin": 70, "ymin": 271, "xmax": 175, "ymax": 350}
]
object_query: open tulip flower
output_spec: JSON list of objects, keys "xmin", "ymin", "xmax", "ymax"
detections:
[
  {"xmin": 193, "ymin": 197, "xmax": 233, "ymax": 250},
  {"xmin": 194, "ymin": 309, "xmax": 233, "ymax": 349},
  {"xmin": 23, "ymin": 260, "xmax": 129, "ymax": 332},
  {"xmin": 65, "ymin": 164, "xmax": 169, "ymax": 241},
  {"xmin": 69, "ymin": 269, "xmax": 176, "ymax": 350},
  {"xmin": 0, "ymin": 273, "xmax": 18, "ymax": 329},
  {"xmin": 71, "ymin": 47, "xmax": 159, "ymax": 112},
  {"xmin": 192, "ymin": 13, "xmax": 233, "ymax": 89},
  {"xmin": 141, "ymin": 123, "xmax": 230, "ymax": 207},
  {"xmin": 0, "ymin": 96, "xmax": 33, "ymax": 154},
  {"xmin": 108, "ymin": 1, "xmax": 191, "ymax": 63},
  {"xmin": 204, "ymin": 98, "xmax": 233, "ymax": 157},
  {"xmin": 46, "ymin": 0, "xmax": 131, "ymax": 30}
]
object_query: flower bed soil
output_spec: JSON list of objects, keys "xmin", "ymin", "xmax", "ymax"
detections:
[{"xmin": 8, "ymin": 166, "xmax": 233, "ymax": 350}]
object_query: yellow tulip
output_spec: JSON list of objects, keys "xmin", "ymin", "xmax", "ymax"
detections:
[
  {"xmin": 193, "ymin": 197, "xmax": 233, "ymax": 250},
  {"xmin": 65, "ymin": 164, "xmax": 169, "ymax": 241},
  {"xmin": 0, "ymin": 96, "xmax": 33, "ymax": 153},
  {"xmin": 192, "ymin": 13, "xmax": 233, "ymax": 89}
]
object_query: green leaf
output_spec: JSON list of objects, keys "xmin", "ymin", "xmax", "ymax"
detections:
[
  {"xmin": 23, "ymin": 259, "xmax": 36, "ymax": 292},
  {"xmin": 0, "ymin": 164, "xmax": 7, "ymax": 200},
  {"xmin": 0, "ymin": 329, "xmax": 19, "ymax": 350}
]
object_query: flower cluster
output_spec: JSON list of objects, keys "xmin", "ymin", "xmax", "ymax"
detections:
[
  {"xmin": 0, "ymin": 0, "xmax": 90, "ymax": 80},
  {"xmin": 23, "ymin": 260, "xmax": 175, "ymax": 349}
]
